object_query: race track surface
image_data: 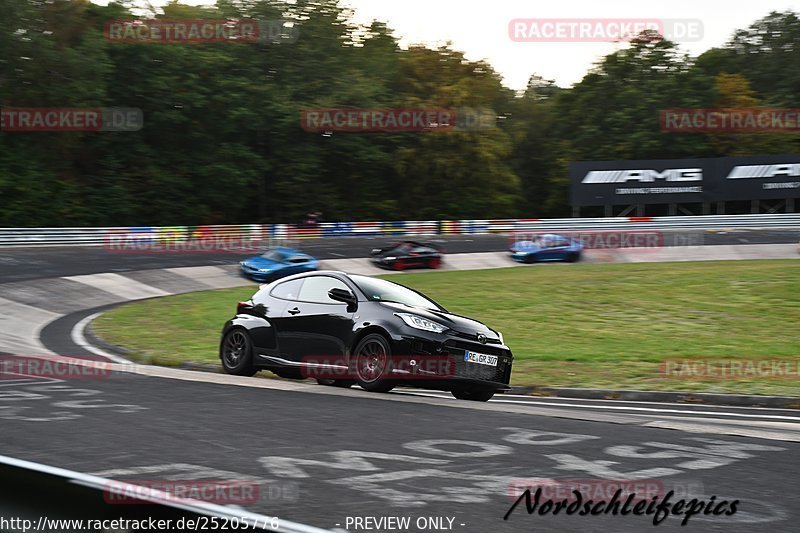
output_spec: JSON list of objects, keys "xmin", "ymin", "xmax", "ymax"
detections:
[
  {"xmin": 2, "ymin": 365, "xmax": 799, "ymax": 532},
  {"xmin": 1, "ymin": 228, "xmax": 798, "ymax": 283}
]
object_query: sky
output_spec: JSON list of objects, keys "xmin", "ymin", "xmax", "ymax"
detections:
[{"xmin": 96, "ymin": 0, "xmax": 800, "ymax": 90}]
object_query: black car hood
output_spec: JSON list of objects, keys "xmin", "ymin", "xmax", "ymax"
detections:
[{"xmin": 379, "ymin": 301, "xmax": 499, "ymax": 338}]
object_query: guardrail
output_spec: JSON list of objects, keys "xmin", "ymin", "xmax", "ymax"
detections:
[
  {"xmin": 0, "ymin": 454, "xmax": 333, "ymax": 533},
  {"xmin": 1, "ymin": 214, "xmax": 800, "ymax": 246}
]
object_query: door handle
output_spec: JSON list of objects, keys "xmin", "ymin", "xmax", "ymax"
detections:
[{"xmin": 287, "ymin": 307, "xmax": 301, "ymax": 315}]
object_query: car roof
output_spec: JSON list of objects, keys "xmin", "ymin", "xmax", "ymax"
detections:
[
  {"xmin": 267, "ymin": 247, "xmax": 310, "ymax": 256},
  {"xmin": 521, "ymin": 233, "xmax": 568, "ymax": 239}
]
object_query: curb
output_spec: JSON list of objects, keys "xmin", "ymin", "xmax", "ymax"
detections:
[
  {"xmin": 85, "ymin": 322, "xmax": 138, "ymax": 358},
  {"xmin": 509, "ymin": 386, "xmax": 800, "ymax": 409}
]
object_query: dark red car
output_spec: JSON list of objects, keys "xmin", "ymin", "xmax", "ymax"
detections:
[{"xmin": 370, "ymin": 240, "xmax": 444, "ymax": 270}]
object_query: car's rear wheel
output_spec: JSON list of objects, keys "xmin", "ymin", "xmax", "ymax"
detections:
[
  {"xmin": 220, "ymin": 329, "xmax": 257, "ymax": 376},
  {"xmin": 317, "ymin": 378, "xmax": 355, "ymax": 388},
  {"xmin": 427, "ymin": 257, "xmax": 442, "ymax": 269},
  {"xmin": 566, "ymin": 252, "xmax": 580, "ymax": 262},
  {"xmin": 452, "ymin": 388, "xmax": 495, "ymax": 402},
  {"xmin": 353, "ymin": 334, "xmax": 395, "ymax": 393}
]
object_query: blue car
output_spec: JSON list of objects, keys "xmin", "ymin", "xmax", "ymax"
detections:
[
  {"xmin": 239, "ymin": 247, "xmax": 319, "ymax": 282},
  {"xmin": 510, "ymin": 233, "xmax": 583, "ymax": 263}
]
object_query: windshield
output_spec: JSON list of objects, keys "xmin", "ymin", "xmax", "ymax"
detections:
[
  {"xmin": 390, "ymin": 243, "xmax": 413, "ymax": 254},
  {"xmin": 261, "ymin": 250, "xmax": 286, "ymax": 262},
  {"xmin": 350, "ymin": 275, "xmax": 445, "ymax": 312}
]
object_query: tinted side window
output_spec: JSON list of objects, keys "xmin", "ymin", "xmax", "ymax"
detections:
[
  {"xmin": 298, "ymin": 276, "xmax": 349, "ymax": 304},
  {"xmin": 269, "ymin": 278, "xmax": 304, "ymax": 300}
]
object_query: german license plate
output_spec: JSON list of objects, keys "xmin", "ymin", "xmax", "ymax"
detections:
[{"xmin": 464, "ymin": 351, "xmax": 498, "ymax": 366}]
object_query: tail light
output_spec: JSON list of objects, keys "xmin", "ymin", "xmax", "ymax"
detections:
[{"xmin": 237, "ymin": 301, "xmax": 252, "ymax": 314}]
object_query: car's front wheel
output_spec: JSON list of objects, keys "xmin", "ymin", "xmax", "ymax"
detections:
[
  {"xmin": 220, "ymin": 329, "xmax": 257, "ymax": 376},
  {"xmin": 353, "ymin": 333, "xmax": 395, "ymax": 393},
  {"xmin": 452, "ymin": 388, "xmax": 495, "ymax": 402}
]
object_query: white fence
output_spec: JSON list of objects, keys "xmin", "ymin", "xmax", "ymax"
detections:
[{"xmin": 1, "ymin": 214, "xmax": 800, "ymax": 246}]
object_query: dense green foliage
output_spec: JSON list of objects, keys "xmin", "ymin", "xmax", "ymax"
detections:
[{"xmin": 2, "ymin": 1, "xmax": 800, "ymax": 226}]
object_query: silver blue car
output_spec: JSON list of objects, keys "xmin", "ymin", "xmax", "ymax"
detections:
[
  {"xmin": 510, "ymin": 233, "xmax": 583, "ymax": 263},
  {"xmin": 239, "ymin": 247, "xmax": 319, "ymax": 282}
]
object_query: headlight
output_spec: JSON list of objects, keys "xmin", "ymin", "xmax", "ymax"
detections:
[
  {"xmin": 396, "ymin": 313, "xmax": 448, "ymax": 334},
  {"xmin": 259, "ymin": 268, "xmax": 272, "ymax": 272},
  {"xmin": 496, "ymin": 331, "xmax": 504, "ymax": 344},
  {"xmin": 384, "ymin": 256, "xmax": 396, "ymax": 261}
]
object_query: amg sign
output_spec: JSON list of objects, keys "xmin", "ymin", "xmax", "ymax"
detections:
[
  {"xmin": 570, "ymin": 154, "xmax": 800, "ymax": 206},
  {"xmin": 570, "ymin": 158, "xmax": 715, "ymax": 206},
  {"xmin": 581, "ymin": 168, "xmax": 702, "ymax": 183},
  {"xmin": 719, "ymin": 155, "xmax": 800, "ymax": 200},
  {"xmin": 726, "ymin": 164, "xmax": 800, "ymax": 179}
]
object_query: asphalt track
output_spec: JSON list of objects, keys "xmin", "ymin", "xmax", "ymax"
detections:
[
  {"xmin": 2, "ymin": 362, "xmax": 799, "ymax": 532},
  {"xmin": 1, "ymin": 233, "xmax": 800, "ymax": 532},
  {"xmin": 1, "ymin": 228, "xmax": 799, "ymax": 283}
]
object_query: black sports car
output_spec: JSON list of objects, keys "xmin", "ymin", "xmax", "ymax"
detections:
[
  {"xmin": 370, "ymin": 240, "xmax": 443, "ymax": 270},
  {"xmin": 219, "ymin": 271, "xmax": 512, "ymax": 401}
]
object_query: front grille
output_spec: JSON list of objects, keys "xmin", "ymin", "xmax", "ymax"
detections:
[
  {"xmin": 450, "ymin": 330, "xmax": 503, "ymax": 345},
  {"xmin": 444, "ymin": 340, "xmax": 511, "ymax": 384},
  {"xmin": 444, "ymin": 339, "xmax": 507, "ymax": 357}
]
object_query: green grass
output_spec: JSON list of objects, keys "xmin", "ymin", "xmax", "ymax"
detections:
[{"xmin": 92, "ymin": 259, "xmax": 800, "ymax": 396}]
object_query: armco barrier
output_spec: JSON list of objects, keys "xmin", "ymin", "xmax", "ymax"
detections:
[
  {"xmin": 0, "ymin": 454, "xmax": 332, "ymax": 533},
  {"xmin": 1, "ymin": 214, "xmax": 800, "ymax": 246}
]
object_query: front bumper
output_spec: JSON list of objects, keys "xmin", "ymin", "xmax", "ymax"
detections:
[
  {"xmin": 390, "ymin": 333, "xmax": 513, "ymax": 390},
  {"xmin": 370, "ymin": 257, "xmax": 392, "ymax": 269},
  {"xmin": 240, "ymin": 266, "xmax": 279, "ymax": 281}
]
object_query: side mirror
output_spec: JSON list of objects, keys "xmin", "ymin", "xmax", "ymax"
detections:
[{"xmin": 328, "ymin": 288, "xmax": 357, "ymax": 310}]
